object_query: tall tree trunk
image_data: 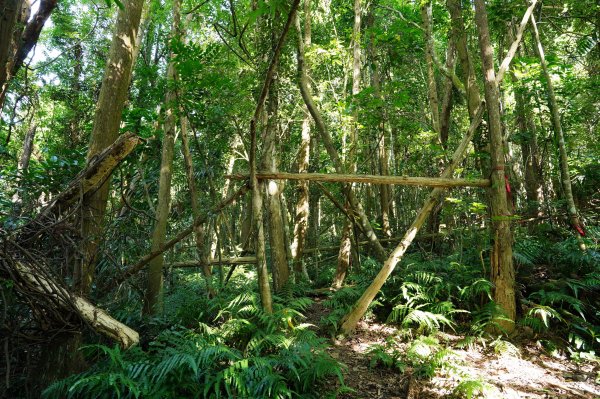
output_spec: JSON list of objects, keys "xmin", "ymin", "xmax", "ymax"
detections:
[
  {"xmin": 334, "ymin": 0, "xmax": 362, "ymax": 288},
  {"xmin": 176, "ymin": 13, "xmax": 215, "ymax": 297},
  {"xmin": 296, "ymin": 0, "xmax": 385, "ymax": 263},
  {"xmin": 421, "ymin": 0, "xmax": 440, "ymax": 135},
  {"xmin": 291, "ymin": 1, "xmax": 312, "ymax": 281},
  {"xmin": 249, "ymin": 0, "xmax": 300, "ymax": 312},
  {"xmin": 339, "ymin": 0, "xmax": 532, "ymax": 332},
  {"xmin": 368, "ymin": 5, "xmax": 392, "ymax": 239},
  {"xmin": 512, "ymin": 43, "xmax": 542, "ymax": 221},
  {"xmin": 339, "ymin": 105, "xmax": 485, "ymax": 335},
  {"xmin": 439, "ymin": 39, "xmax": 456, "ymax": 148},
  {"xmin": 447, "ymin": 0, "xmax": 485, "ymax": 176},
  {"xmin": 262, "ymin": 81, "xmax": 289, "ymax": 292},
  {"xmin": 0, "ymin": 0, "xmax": 27, "ymax": 113},
  {"xmin": 143, "ymin": 0, "xmax": 181, "ymax": 315},
  {"xmin": 180, "ymin": 115, "xmax": 216, "ymax": 297},
  {"xmin": 473, "ymin": 0, "xmax": 516, "ymax": 331},
  {"xmin": 307, "ymin": 135, "xmax": 321, "ymax": 276},
  {"xmin": 446, "ymin": 0, "xmax": 481, "ymax": 120},
  {"xmin": 530, "ymin": 13, "xmax": 586, "ymax": 250},
  {"xmin": 76, "ymin": 0, "xmax": 145, "ymax": 295}
]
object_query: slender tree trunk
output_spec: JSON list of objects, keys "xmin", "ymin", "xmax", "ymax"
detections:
[
  {"xmin": 473, "ymin": 0, "xmax": 516, "ymax": 331},
  {"xmin": 421, "ymin": 0, "xmax": 440, "ymax": 135},
  {"xmin": 143, "ymin": 0, "xmax": 181, "ymax": 315},
  {"xmin": 446, "ymin": 0, "xmax": 480, "ymax": 118},
  {"xmin": 291, "ymin": 3, "xmax": 312, "ymax": 281},
  {"xmin": 307, "ymin": 135, "xmax": 321, "ymax": 276},
  {"xmin": 296, "ymin": 38, "xmax": 386, "ymax": 262},
  {"xmin": 176, "ymin": 13, "xmax": 215, "ymax": 297},
  {"xmin": 12, "ymin": 123, "xmax": 36, "ymax": 214},
  {"xmin": 335, "ymin": 0, "xmax": 362, "ymax": 287},
  {"xmin": 530, "ymin": 13, "xmax": 585, "ymax": 249},
  {"xmin": 439, "ymin": 39, "xmax": 456, "ymax": 148},
  {"xmin": 249, "ymin": 0, "xmax": 300, "ymax": 312},
  {"xmin": 512, "ymin": 45, "xmax": 542, "ymax": 221},
  {"xmin": 262, "ymin": 82, "xmax": 289, "ymax": 292},
  {"xmin": 368, "ymin": 6, "xmax": 392, "ymax": 239},
  {"xmin": 180, "ymin": 116, "xmax": 216, "ymax": 297},
  {"xmin": 17, "ymin": 124, "xmax": 35, "ymax": 175},
  {"xmin": 0, "ymin": 0, "xmax": 27, "ymax": 113},
  {"xmin": 340, "ymin": 105, "xmax": 486, "ymax": 335},
  {"xmin": 76, "ymin": 0, "xmax": 145, "ymax": 295}
]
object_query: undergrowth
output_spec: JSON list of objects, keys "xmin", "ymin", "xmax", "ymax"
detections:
[{"xmin": 43, "ymin": 276, "xmax": 346, "ymax": 399}]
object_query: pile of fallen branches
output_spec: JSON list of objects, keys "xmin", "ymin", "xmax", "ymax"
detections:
[{"xmin": 0, "ymin": 132, "xmax": 141, "ymax": 350}]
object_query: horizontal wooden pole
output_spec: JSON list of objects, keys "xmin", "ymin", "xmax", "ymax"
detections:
[
  {"xmin": 170, "ymin": 256, "xmax": 257, "ymax": 268},
  {"xmin": 302, "ymin": 234, "xmax": 442, "ymax": 254},
  {"xmin": 226, "ymin": 172, "xmax": 489, "ymax": 188}
]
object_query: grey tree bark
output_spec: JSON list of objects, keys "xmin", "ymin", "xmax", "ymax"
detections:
[
  {"xmin": 77, "ymin": 0, "xmax": 145, "ymax": 295},
  {"xmin": 530, "ymin": 13, "xmax": 586, "ymax": 250},
  {"xmin": 143, "ymin": 0, "xmax": 181, "ymax": 315}
]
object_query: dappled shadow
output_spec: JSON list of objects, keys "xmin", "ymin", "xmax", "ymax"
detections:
[{"xmin": 306, "ymin": 297, "xmax": 600, "ymax": 399}]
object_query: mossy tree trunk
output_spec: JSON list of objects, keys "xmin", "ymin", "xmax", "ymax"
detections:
[{"xmin": 473, "ymin": 0, "xmax": 516, "ymax": 331}]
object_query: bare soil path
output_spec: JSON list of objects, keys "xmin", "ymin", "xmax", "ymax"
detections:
[{"xmin": 306, "ymin": 296, "xmax": 600, "ymax": 398}]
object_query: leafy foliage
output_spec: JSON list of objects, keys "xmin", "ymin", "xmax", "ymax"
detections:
[{"xmin": 44, "ymin": 287, "xmax": 345, "ymax": 399}]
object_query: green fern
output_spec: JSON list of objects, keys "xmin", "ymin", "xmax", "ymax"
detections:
[{"xmin": 452, "ymin": 377, "xmax": 499, "ymax": 399}]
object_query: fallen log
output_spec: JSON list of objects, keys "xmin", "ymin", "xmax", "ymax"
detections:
[
  {"xmin": 170, "ymin": 256, "xmax": 257, "ymax": 268},
  {"xmin": 226, "ymin": 172, "xmax": 490, "ymax": 188},
  {"xmin": 3, "ymin": 256, "xmax": 139, "ymax": 348},
  {"xmin": 1, "ymin": 133, "xmax": 143, "ymax": 348}
]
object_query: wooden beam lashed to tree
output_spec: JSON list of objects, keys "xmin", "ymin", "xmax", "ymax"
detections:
[
  {"xmin": 226, "ymin": 172, "xmax": 490, "ymax": 188},
  {"xmin": 170, "ymin": 257, "xmax": 257, "ymax": 268},
  {"xmin": 338, "ymin": 104, "xmax": 486, "ymax": 335}
]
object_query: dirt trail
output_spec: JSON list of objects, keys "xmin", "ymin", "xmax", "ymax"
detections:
[{"xmin": 306, "ymin": 297, "xmax": 600, "ymax": 398}]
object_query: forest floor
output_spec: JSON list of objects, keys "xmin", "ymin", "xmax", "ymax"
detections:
[{"xmin": 306, "ymin": 297, "xmax": 600, "ymax": 399}]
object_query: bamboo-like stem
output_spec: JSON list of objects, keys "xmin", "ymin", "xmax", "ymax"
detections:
[
  {"xmin": 226, "ymin": 172, "xmax": 490, "ymax": 188},
  {"xmin": 170, "ymin": 257, "xmax": 257, "ymax": 267},
  {"xmin": 339, "ymin": 104, "xmax": 485, "ymax": 335}
]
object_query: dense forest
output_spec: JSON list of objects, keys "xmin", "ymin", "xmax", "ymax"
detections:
[{"xmin": 0, "ymin": 0, "xmax": 599, "ymax": 397}]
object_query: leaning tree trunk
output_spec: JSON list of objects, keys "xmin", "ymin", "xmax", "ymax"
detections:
[
  {"xmin": 77, "ymin": 0, "xmax": 145, "ymax": 295},
  {"xmin": 339, "ymin": 2, "xmax": 533, "ymax": 332},
  {"xmin": 473, "ymin": 0, "xmax": 516, "ymax": 331},
  {"xmin": 339, "ymin": 105, "xmax": 485, "ymax": 334},
  {"xmin": 0, "ymin": 0, "xmax": 57, "ymax": 116},
  {"xmin": 143, "ymin": 0, "xmax": 181, "ymax": 316},
  {"xmin": 530, "ymin": 13, "xmax": 586, "ymax": 250}
]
